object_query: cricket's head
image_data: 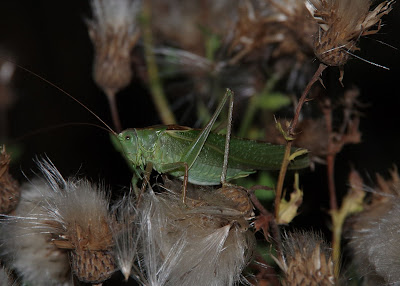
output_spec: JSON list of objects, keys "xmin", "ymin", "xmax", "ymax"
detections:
[{"xmin": 116, "ymin": 129, "xmax": 143, "ymax": 167}]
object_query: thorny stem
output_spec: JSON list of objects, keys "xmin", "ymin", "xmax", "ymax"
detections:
[
  {"xmin": 274, "ymin": 63, "xmax": 327, "ymax": 218},
  {"xmin": 141, "ymin": 0, "xmax": 176, "ymax": 125},
  {"xmin": 105, "ymin": 89, "xmax": 122, "ymax": 133}
]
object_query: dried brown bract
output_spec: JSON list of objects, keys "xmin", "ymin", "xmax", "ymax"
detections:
[
  {"xmin": 306, "ymin": 0, "xmax": 393, "ymax": 78},
  {"xmin": 0, "ymin": 146, "xmax": 20, "ymax": 214},
  {"xmin": 276, "ymin": 231, "xmax": 335, "ymax": 286}
]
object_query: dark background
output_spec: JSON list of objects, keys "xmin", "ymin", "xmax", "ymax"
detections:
[{"xmin": 1, "ymin": 0, "xmax": 399, "ymax": 258}]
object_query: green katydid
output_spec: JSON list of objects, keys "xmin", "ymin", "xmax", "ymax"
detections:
[
  {"xmin": 113, "ymin": 89, "xmax": 309, "ymax": 198},
  {"xmin": 15, "ymin": 67, "xmax": 308, "ymax": 197}
]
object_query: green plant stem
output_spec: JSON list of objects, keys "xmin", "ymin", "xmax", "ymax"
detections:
[
  {"xmin": 331, "ymin": 212, "xmax": 342, "ymax": 278},
  {"xmin": 141, "ymin": 0, "xmax": 176, "ymax": 125},
  {"xmin": 274, "ymin": 63, "xmax": 327, "ymax": 218}
]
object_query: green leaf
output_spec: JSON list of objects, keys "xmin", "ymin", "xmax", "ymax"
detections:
[{"xmin": 257, "ymin": 92, "xmax": 291, "ymax": 111}]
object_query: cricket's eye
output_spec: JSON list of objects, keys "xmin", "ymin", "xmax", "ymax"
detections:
[{"xmin": 125, "ymin": 135, "xmax": 131, "ymax": 141}]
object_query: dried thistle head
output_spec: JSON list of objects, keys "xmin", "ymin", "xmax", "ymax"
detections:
[
  {"xmin": 87, "ymin": 0, "xmax": 141, "ymax": 95},
  {"xmin": 0, "ymin": 146, "xmax": 20, "ymax": 214},
  {"xmin": 228, "ymin": 0, "xmax": 318, "ymax": 89},
  {"xmin": 276, "ymin": 231, "xmax": 335, "ymax": 286},
  {"xmin": 132, "ymin": 184, "xmax": 255, "ymax": 286},
  {"xmin": 229, "ymin": 0, "xmax": 317, "ymax": 61},
  {"xmin": 0, "ymin": 178, "xmax": 71, "ymax": 285},
  {"xmin": 33, "ymin": 159, "xmax": 116, "ymax": 284},
  {"xmin": 306, "ymin": 0, "xmax": 393, "ymax": 70}
]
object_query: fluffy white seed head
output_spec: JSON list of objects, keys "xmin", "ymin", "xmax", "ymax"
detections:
[
  {"xmin": 0, "ymin": 158, "xmax": 115, "ymax": 284},
  {"xmin": 132, "ymin": 187, "xmax": 255, "ymax": 286},
  {"xmin": 350, "ymin": 199, "xmax": 400, "ymax": 284},
  {"xmin": 0, "ymin": 177, "xmax": 72, "ymax": 285},
  {"xmin": 34, "ymin": 159, "xmax": 115, "ymax": 283}
]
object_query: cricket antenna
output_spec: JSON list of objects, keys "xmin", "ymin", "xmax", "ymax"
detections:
[{"xmin": 12, "ymin": 60, "xmax": 118, "ymax": 136}]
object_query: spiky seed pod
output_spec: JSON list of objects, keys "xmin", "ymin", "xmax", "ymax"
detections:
[
  {"xmin": 87, "ymin": 0, "xmax": 141, "ymax": 95},
  {"xmin": 0, "ymin": 146, "xmax": 20, "ymax": 214},
  {"xmin": 306, "ymin": 0, "xmax": 393, "ymax": 68},
  {"xmin": 276, "ymin": 231, "xmax": 335, "ymax": 286},
  {"xmin": 133, "ymin": 185, "xmax": 255, "ymax": 286},
  {"xmin": 0, "ymin": 179, "xmax": 71, "ymax": 285},
  {"xmin": 31, "ymin": 159, "xmax": 116, "ymax": 284}
]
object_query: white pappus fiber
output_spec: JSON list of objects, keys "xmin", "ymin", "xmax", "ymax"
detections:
[
  {"xmin": 112, "ymin": 191, "xmax": 140, "ymax": 281},
  {"xmin": 132, "ymin": 188, "xmax": 255, "ymax": 286}
]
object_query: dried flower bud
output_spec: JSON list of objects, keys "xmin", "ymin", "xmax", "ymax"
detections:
[
  {"xmin": 306, "ymin": 0, "xmax": 393, "ymax": 68},
  {"xmin": 0, "ymin": 146, "xmax": 20, "ymax": 214},
  {"xmin": 276, "ymin": 231, "xmax": 335, "ymax": 286},
  {"xmin": 133, "ymin": 185, "xmax": 255, "ymax": 285},
  {"xmin": 87, "ymin": 0, "xmax": 141, "ymax": 95}
]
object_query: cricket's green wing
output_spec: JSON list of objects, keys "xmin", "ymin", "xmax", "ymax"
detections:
[{"xmin": 165, "ymin": 129, "xmax": 309, "ymax": 184}]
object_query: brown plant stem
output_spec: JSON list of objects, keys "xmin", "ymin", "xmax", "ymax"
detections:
[
  {"xmin": 322, "ymin": 99, "xmax": 341, "ymax": 278},
  {"xmin": 322, "ymin": 100, "xmax": 338, "ymax": 212},
  {"xmin": 141, "ymin": 0, "xmax": 176, "ymax": 125},
  {"xmin": 274, "ymin": 63, "xmax": 327, "ymax": 218},
  {"xmin": 249, "ymin": 186, "xmax": 282, "ymax": 256},
  {"xmin": 105, "ymin": 89, "xmax": 122, "ymax": 133}
]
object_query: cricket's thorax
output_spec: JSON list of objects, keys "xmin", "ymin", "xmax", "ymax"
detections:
[{"xmin": 150, "ymin": 130, "xmax": 185, "ymax": 171}]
